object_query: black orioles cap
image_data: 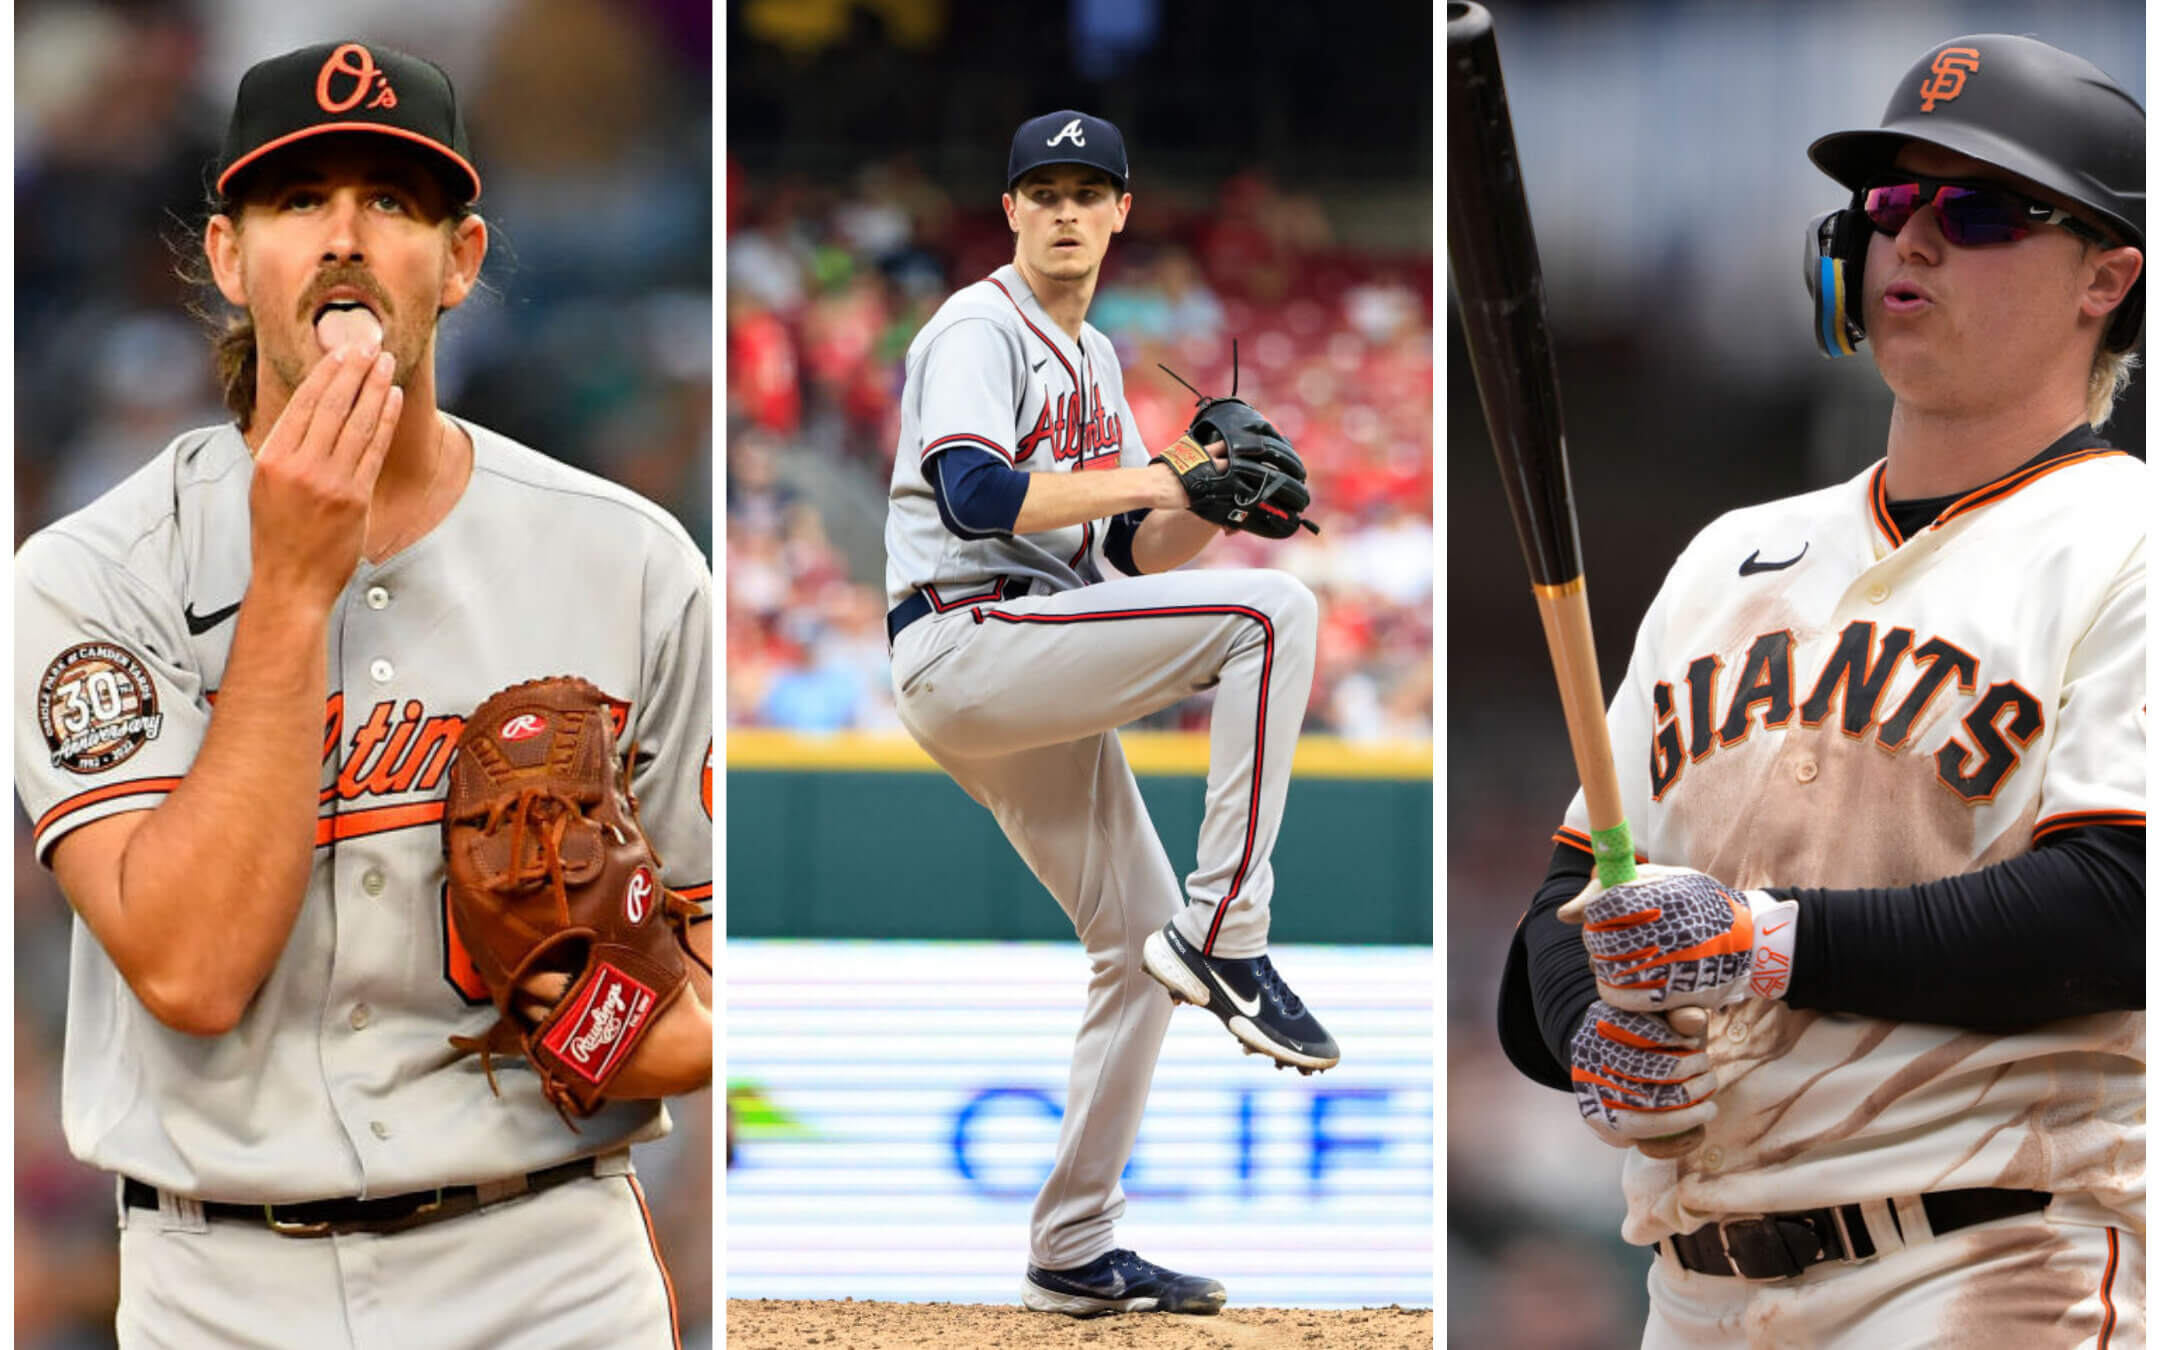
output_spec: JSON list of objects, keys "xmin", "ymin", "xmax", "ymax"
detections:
[
  {"xmin": 217, "ymin": 41, "xmax": 481, "ymax": 204},
  {"xmin": 1007, "ymin": 110, "xmax": 1128, "ymax": 192}
]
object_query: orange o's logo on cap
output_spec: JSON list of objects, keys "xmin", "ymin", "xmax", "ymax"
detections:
[
  {"xmin": 1919, "ymin": 47, "xmax": 1981, "ymax": 112},
  {"xmin": 316, "ymin": 42, "xmax": 400, "ymax": 114}
]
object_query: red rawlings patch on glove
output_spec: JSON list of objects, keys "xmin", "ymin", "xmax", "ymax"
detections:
[{"xmin": 540, "ymin": 962, "xmax": 660, "ymax": 1085}]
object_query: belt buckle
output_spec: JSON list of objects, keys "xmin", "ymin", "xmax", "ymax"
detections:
[
  {"xmin": 1711, "ymin": 1214, "xmax": 1801, "ymax": 1282},
  {"xmin": 263, "ymin": 1187, "xmax": 446, "ymax": 1238},
  {"xmin": 1711, "ymin": 1207, "xmax": 1863, "ymax": 1281},
  {"xmin": 263, "ymin": 1204, "xmax": 333, "ymax": 1238}
]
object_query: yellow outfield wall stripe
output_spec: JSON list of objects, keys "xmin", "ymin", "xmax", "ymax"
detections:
[{"xmin": 725, "ymin": 729, "xmax": 1433, "ymax": 780}]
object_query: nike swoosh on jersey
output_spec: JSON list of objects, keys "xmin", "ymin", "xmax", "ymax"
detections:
[
  {"xmin": 1031, "ymin": 356, "xmax": 1049, "ymax": 373},
  {"xmin": 1738, "ymin": 543, "xmax": 1809, "ymax": 576},
  {"xmin": 183, "ymin": 599, "xmax": 242, "ymax": 635}
]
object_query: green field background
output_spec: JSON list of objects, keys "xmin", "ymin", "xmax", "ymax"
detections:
[{"xmin": 726, "ymin": 732, "xmax": 1434, "ymax": 944}]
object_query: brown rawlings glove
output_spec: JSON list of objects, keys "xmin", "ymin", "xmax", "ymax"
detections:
[{"xmin": 443, "ymin": 675, "xmax": 701, "ymax": 1125}]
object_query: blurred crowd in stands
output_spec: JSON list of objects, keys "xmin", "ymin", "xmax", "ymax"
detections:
[
  {"xmin": 16, "ymin": 3, "xmax": 712, "ymax": 1347},
  {"xmin": 726, "ymin": 155, "xmax": 1435, "ymax": 740}
]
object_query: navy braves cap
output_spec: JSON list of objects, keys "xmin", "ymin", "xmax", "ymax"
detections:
[
  {"xmin": 1007, "ymin": 110, "xmax": 1129, "ymax": 191},
  {"xmin": 217, "ymin": 41, "xmax": 481, "ymax": 203}
]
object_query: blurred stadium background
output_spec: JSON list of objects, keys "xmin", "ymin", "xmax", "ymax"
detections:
[
  {"xmin": 14, "ymin": 2, "xmax": 713, "ymax": 1346},
  {"xmin": 1447, "ymin": 2, "xmax": 2143, "ymax": 1346},
  {"xmin": 724, "ymin": 0, "xmax": 1436, "ymax": 1313}
]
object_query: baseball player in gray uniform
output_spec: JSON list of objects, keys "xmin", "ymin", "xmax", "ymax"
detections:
[
  {"xmin": 885, "ymin": 109, "xmax": 1338, "ymax": 1318},
  {"xmin": 1498, "ymin": 34, "xmax": 2142, "ymax": 1350},
  {"xmin": 14, "ymin": 42, "xmax": 712, "ymax": 1350}
]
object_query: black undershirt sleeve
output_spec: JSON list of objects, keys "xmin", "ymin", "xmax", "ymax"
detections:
[
  {"xmin": 1776, "ymin": 824, "xmax": 2143, "ymax": 1029},
  {"xmin": 1497, "ymin": 824, "xmax": 2144, "ymax": 1088},
  {"xmin": 1498, "ymin": 841, "xmax": 1598, "ymax": 1090}
]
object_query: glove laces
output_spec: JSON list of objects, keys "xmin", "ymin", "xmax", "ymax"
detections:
[{"xmin": 480, "ymin": 786, "xmax": 594, "ymax": 925}]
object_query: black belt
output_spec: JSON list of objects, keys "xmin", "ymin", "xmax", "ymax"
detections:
[
  {"xmin": 122, "ymin": 1155, "xmax": 603, "ymax": 1238},
  {"xmin": 887, "ymin": 576, "xmax": 1030, "ymax": 646},
  {"xmin": 1664, "ymin": 1188, "xmax": 2050, "ymax": 1280}
]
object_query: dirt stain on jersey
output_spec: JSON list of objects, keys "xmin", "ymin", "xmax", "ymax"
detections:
[
  {"xmin": 1936, "ymin": 1223, "xmax": 2122, "ymax": 1350},
  {"xmin": 1749, "ymin": 1031, "xmax": 1995, "ymax": 1167},
  {"xmin": 1681, "ymin": 721, "xmax": 2037, "ymax": 892},
  {"xmin": 1711, "ymin": 1008, "xmax": 1878, "ymax": 1149},
  {"xmin": 1980, "ymin": 1051, "xmax": 2143, "ymax": 1203}
]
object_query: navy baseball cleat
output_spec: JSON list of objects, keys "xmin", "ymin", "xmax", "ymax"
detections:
[
  {"xmin": 1022, "ymin": 1248, "xmax": 1228, "ymax": 1317},
  {"xmin": 1142, "ymin": 920, "xmax": 1339, "ymax": 1072}
]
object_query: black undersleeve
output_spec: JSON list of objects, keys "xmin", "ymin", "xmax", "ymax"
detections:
[{"xmin": 1775, "ymin": 825, "xmax": 2143, "ymax": 1030}]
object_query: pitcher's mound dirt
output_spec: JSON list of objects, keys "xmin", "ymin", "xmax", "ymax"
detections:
[{"xmin": 726, "ymin": 1299, "xmax": 1433, "ymax": 1348}]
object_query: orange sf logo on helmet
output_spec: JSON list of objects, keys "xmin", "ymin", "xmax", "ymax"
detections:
[
  {"xmin": 1918, "ymin": 47, "xmax": 1981, "ymax": 112},
  {"xmin": 315, "ymin": 42, "xmax": 400, "ymax": 114}
]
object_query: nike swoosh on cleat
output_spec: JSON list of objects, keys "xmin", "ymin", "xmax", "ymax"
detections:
[
  {"xmin": 183, "ymin": 599, "xmax": 242, "ymax": 635},
  {"xmin": 1220, "ymin": 980, "xmax": 1262, "ymax": 1018},
  {"xmin": 1738, "ymin": 543, "xmax": 1808, "ymax": 576}
]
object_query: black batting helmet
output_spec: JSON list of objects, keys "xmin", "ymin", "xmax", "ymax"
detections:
[{"xmin": 1805, "ymin": 34, "xmax": 2143, "ymax": 355}]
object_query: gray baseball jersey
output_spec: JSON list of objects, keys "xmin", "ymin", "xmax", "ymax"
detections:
[
  {"xmin": 883, "ymin": 263, "xmax": 1319, "ymax": 1269},
  {"xmin": 16, "ymin": 416, "xmax": 714, "ymax": 1203},
  {"xmin": 885, "ymin": 262, "xmax": 1143, "ymax": 607}
]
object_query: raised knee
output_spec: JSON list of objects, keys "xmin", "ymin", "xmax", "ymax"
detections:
[{"xmin": 1261, "ymin": 570, "xmax": 1318, "ymax": 636}]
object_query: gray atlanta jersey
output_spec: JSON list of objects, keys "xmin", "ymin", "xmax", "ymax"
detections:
[
  {"xmin": 1561, "ymin": 449, "xmax": 2144, "ymax": 1242},
  {"xmin": 885, "ymin": 262, "xmax": 1149, "ymax": 607},
  {"xmin": 15, "ymin": 418, "xmax": 714, "ymax": 1202}
]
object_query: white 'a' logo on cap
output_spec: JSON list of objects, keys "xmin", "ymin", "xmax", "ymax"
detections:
[{"xmin": 1047, "ymin": 118, "xmax": 1086, "ymax": 147}]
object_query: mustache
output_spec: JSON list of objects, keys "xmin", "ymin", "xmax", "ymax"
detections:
[{"xmin": 297, "ymin": 266, "xmax": 392, "ymax": 321}]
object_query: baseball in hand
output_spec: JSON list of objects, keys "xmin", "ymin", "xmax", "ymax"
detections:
[{"xmin": 315, "ymin": 306, "xmax": 383, "ymax": 355}]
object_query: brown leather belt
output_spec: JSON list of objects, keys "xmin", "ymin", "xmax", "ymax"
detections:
[
  {"xmin": 1664, "ymin": 1188, "xmax": 2051, "ymax": 1280},
  {"xmin": 122, "ymin": 1155, "xmax": 602, "ymax": 1238}
]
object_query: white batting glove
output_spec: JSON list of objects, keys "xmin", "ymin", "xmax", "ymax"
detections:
[
  {"xmin": 1558, "ymin": 864, "xmax": 1798, "ymax": 1012},
  {"xmin": 1569, "ymin": 1001, "xmax": 1718, "ymax": 1149}
]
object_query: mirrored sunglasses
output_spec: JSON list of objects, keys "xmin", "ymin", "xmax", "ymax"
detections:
[{"xmin": 1862, "ymin": 175, "xmax": 2110, "ymax": 248}]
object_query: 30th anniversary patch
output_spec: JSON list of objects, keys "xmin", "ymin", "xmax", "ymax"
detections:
[{"xmin": 40, "ymin": 643, "xmax": 163, "ymax": 772}]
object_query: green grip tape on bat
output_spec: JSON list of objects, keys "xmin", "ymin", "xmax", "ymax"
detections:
[{"xmin": 1591, "ymin": 821, "xmax": 1637, "ymax": 888}]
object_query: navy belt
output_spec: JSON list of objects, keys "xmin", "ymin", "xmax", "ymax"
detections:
[
  {"xmin": 886, "ymin": 590, "xmax": 937, "ymax": 645},
  {"xmin": 1664, "ymin": 1187, "xmax": 2049, "ymax": 1280},
  {"xmin": 887, "ymin": 576, "xmax": 1029, "ymax": 646}
]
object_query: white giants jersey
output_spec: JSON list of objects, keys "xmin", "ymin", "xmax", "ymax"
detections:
[
  {"xmin": 1559, "ymin": 449, "xmax": 2145, "ymax": 1242},
  {"xmin": 885, "ymin": 263, "xmax": 1151, "ymax": 609}
]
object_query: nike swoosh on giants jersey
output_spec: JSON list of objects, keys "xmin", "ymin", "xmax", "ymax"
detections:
[
  {"xmin": 1738, "ymin": 543, "xmax": 1809, "ymax": 576},
  {"xmin": 183, "ymin": 599, "xmax": 242, "ymax": 635}
]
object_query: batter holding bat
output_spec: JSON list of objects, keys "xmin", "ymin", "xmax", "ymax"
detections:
[
  {"xmin": 884, "ymin": 109, "xmax": 1337, "ymax": 1317},
  {"xmin": 1487, "ymin": 29, "xmax": 2145, "ymax": 1350}
]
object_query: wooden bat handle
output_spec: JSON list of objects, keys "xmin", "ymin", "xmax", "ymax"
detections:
[{"xmin": 1530, "ymin": 579, "xmax": 1636, "ymax": 888}]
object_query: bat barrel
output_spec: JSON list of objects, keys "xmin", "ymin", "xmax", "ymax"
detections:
[{"xmin": 1446, "ymin": 2, "xmax": 1583, "ymax": 590}]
